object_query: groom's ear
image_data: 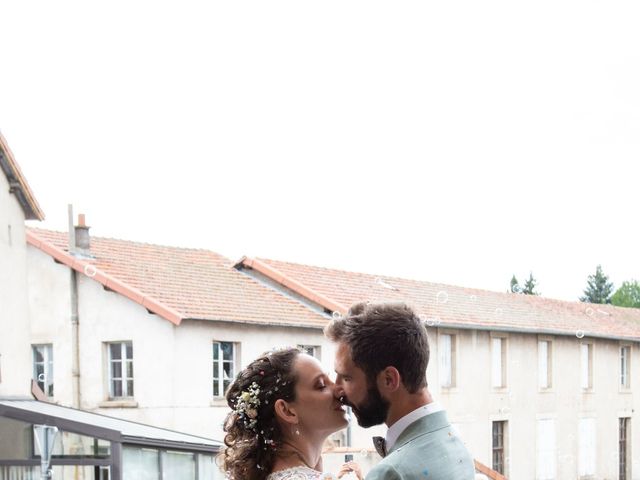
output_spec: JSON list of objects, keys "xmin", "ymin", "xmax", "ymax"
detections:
[
  {"xmin": 274, "ymin": 398, "xmax": 298, "ymax": 425},
  {"xmin": 377, "ymin": 366, "xmax": 401, "ymax": 394}
]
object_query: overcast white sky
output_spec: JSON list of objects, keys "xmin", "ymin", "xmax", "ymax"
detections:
[{"xmin": 2, "ymin": 1, "xmax": 639, "ymax": 302}]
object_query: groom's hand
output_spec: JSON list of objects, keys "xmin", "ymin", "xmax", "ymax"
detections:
[{"xmin": 337, "ymin": 461, "xmax": 363, "ymax": 480}]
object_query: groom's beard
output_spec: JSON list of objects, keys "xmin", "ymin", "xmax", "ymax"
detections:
[{"xmin": 349, "ymin": 385, "xmax": 390, "ymax": 428}]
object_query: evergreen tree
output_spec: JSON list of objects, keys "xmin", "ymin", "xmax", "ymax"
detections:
[
  {"xmin": 611, "ymin": 280, "xmax": 640, "ymax": 308},
  {"xmin": 510, "ymin": 275, "xmax": 520, "ymax": 293},
  {"xmin": 522, "ymin": 272, "xmax": 539, "ymax": 295},
  {"xmin": 580, "ymin": 265, "xmax": 613, "ymax": 304}
]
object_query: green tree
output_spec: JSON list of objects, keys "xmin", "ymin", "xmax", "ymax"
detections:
[
  {"xmin": 522, "ymin": 272, "xmax": 539, "ymax": 295},
  {"xmin": 510, "ymin": 275, "xmax": 521, "ymax": 293},
  {"xmin": 580, "ymin": 265, "xmax": 613, "ymax": 304},
  {"xmin": 611, "ymin": 280, "xmax": 640, "ymax": 308}
]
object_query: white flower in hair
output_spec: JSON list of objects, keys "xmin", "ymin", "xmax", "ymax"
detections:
[{"xmin": 234, "ymin": 382, "xmax": 261, "ymax": 432}]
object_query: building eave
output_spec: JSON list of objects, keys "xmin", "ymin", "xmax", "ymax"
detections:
[
  {"xmin": 0, "ymin": 132, "xmax": 45, "ymax": 221},
  {"xmin": 436, "ymin": 322, "xmax": 640, "ymax": 343},
  {"xmin": 183, "ymin": 316, "xmax": 328, "ymax": 330}
]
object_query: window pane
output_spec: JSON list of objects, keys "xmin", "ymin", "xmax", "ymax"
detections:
[
  {"xmin": 213, "ymin": 343, "xmax": 219, "ymax": 360},
  {"xmin": 538, "ymin": 341, "xmax": 548, "ymax": 389},
  {"xmin": 223, "ymin": 362, "xmax": 233, "ymax": 380},
  {"xmin": 213, "ymin": 361, "xmax": 219, "ymax": 379},
  {"xmin": 198, "ymin": 454, "xmax": 219, "ymax": 480},
  {"xmin": 127, "ymin": 380, "xmax": 134, "ymax": 397},
  {"xmin": 112, "ymin": 362, "xmax": 122, "ymax": 379},
  {"xmin": 213, "ymin": 381, "xmax": 220, "ymax": 397},
  {"xmin": 162, "ymin": 450, "xmax": 195, "ymax": 480},
  {"xmin": 126, "ymin": 343, "xmax": 133, "ymax": 360},
  {"xmin": 123, "ymin": 447, "xmax": 159, "ymax": 480},
  {"xmin": 492, "ymin": 338, "xmax": 502, "ymax": 388},
  {"xmin": 126, "ymin": 361, "xmax": 134, "ymax": 379},
  {"xmin": 221, "ymin": 342, "xmax": 233, "ymax": 360},
  {"xmin": 110, "ymin": 343, "xmax": 122, "ymax": 360},
  {"xmin": 439, "ymin": 334, "xmax": 452, "ymax": 387},
  {"xmin": 621, "ymin": 347, "xmax": 629, "ymax": 387},
  {"xmin": 112, "ymin": 380, "xmax": 122, "ymax": 397},
  {"xmin": 33, "ymin": 347, "xmax": 44, "ymax": 363}
]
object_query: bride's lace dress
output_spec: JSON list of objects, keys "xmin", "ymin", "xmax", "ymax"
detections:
[{"xmin": 266, "ymin": 466, "xmax": 332, "ymax": 480}]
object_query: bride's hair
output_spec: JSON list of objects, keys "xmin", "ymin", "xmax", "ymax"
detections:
[{"xmin": 219, "ymin": 347, "xmax": 301, "ymax": 480}]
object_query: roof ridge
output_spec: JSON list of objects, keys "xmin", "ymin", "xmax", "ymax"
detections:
[
  {"xmin": 258, "ymin": 257, "xmax": 640, "ymax": 315},
  {"xmin": 27, "ymin": 227, "xmax": 231, "ymax": 258}
]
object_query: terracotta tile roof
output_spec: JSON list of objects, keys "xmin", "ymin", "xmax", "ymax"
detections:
[
  {"xmin": 26, "ymin": 228, "xmax": 327, "ymax": 328},
  {"xmin": 244, "ymin": 258, "xmax": 640, "ymax": 341},
  {"xmin": 0, "ymin": 132, "xmax": 44, "ymax": 220}
]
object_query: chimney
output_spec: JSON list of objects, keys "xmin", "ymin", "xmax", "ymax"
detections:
[{"xmin": 74, "ymin": 214, "xmax": 92, "ymax": 257}]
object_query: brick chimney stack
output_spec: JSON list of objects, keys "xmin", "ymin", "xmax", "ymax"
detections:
[{"xmin": 74, "ymin": 214, "xmax": 92, "ymax": 256}]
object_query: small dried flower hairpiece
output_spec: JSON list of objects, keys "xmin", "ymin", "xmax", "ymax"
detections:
[{"xmin": 234, "ymin": 382, "xmax": 261, "ymax": 432}]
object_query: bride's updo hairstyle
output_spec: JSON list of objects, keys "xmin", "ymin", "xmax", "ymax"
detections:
[{"xmin": 219, "ymin": 347, "xmax": 301, "ymax": 480}]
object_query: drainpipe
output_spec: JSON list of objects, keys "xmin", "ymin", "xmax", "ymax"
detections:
[
  {"xmin": 346, "ymin": 407, "xmax": 352, "ymax": 446},
  {"xmin": 68, "ymin": 205, "xmax": 81, "ymax": 409}
]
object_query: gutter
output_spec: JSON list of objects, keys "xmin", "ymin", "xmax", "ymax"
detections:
[
  {"xmin": 183, "ymin": 317, "xmax": 328, "ymax": 330},
  {"xmin": 430, "ymin": 322, "xmax": 640, "ymax": 343}
]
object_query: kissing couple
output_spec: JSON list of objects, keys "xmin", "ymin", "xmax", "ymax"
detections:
[{"xmin": 220, "ymin": 302, "xmax": 475, "ymax": 480}]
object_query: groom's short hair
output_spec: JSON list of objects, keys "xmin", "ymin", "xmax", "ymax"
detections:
[{"xmin": 325, "ymin": 302, "xmax": 429, "ymax": 393}]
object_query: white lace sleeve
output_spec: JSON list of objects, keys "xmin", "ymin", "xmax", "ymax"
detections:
[{"xmin": 266, "ymin": 466, "xmax": 333, "ymax": 480}]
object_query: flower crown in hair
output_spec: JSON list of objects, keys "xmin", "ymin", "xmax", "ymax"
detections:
[{"xmin": 234, "ymin": 382, "xmax": 261, "ymax": 432}]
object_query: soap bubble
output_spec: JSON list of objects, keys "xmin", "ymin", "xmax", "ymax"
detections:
[{"xmin": 83, "ymin": 264, "xmax": 97, "ymax": 277}]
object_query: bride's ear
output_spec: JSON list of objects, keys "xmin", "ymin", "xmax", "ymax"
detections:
[{"xmin": 274, "ymin": 398, "xmax": 298, "ymax": 426}]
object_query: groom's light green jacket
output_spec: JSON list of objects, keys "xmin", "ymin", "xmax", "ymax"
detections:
[{"xmin": 365, "ymin": 411, "xmax": 475, "ymax": 480}]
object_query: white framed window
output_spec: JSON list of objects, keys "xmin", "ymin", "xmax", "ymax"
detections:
[
  {"xmin": 538, "ymin": 340, "xmax": 552, "ymax": 389},
  {"xmin": 620, "ymin": 346, "xmax": 631, "ymax": 389},
  {"xmin": 536, "ymin": 418, "xmax": 556, "ymax": 480},
  {"xmin": 108, "ymin": 342, "xmax": 134, "ymax": 398},
  {"xmin": 439, "ymin": 333, "xmax": 456, "ymax": 388},
  {"xmin": 578, "ymin": 417, "xmax": 596, "ymax": 477},
  {"xmin": 32, "ymin": 344, "xmax": 54, "ymax": 397},
  {"xmin": 492, "ymin": 420, "xmax": 508, "ymax": 476},
  {"xmin": 213, "ymin": 342, "xmax": 236, "ymax": 397},
  {"xmin": 491, "ymin": 337, "xmax": 507, "ymax": 388},
  {"xmin": 619, "ymin": 417, "xmax": 631, "ymax": 480},
  {"xmin": 580, "ymin": 343, "xmax": 593, "ymax": 390},
  {"xmin": 298, "ymin": 345, "xmax": 321, "ymax": 360}
]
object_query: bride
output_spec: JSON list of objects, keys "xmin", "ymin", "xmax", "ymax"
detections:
[{"xmin": 220, "ymin": 347, "xmax": 360, "ymax": 480}]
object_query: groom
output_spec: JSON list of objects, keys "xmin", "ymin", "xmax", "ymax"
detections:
[{"xmin": 326, "ymin": 302, "xmax": 475, "ymax": 480}]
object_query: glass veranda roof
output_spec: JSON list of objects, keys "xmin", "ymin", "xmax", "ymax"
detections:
[{"xmin": 0, "ymin": 399, "xmax": 221, "ymax": 453}]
